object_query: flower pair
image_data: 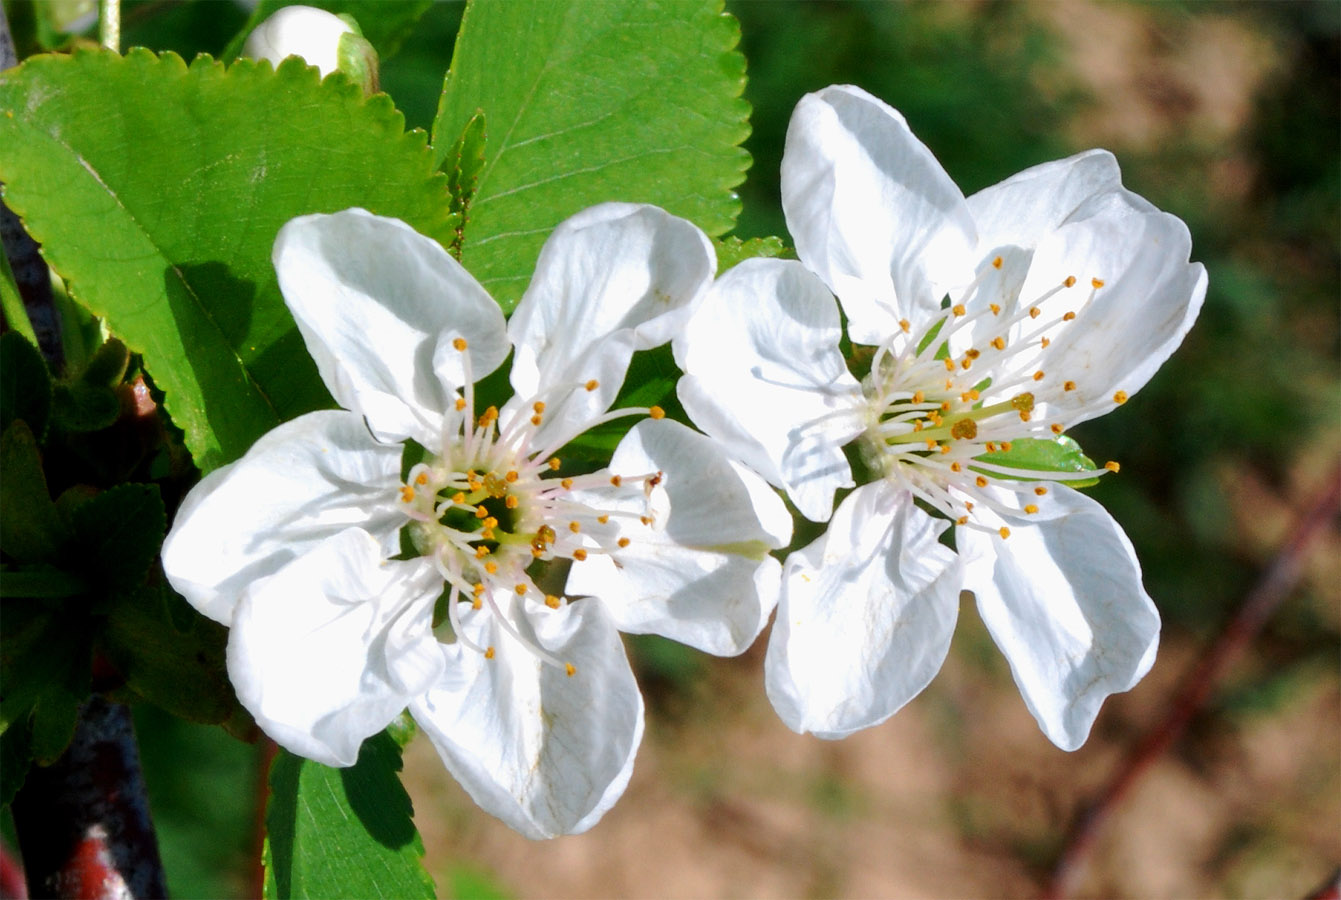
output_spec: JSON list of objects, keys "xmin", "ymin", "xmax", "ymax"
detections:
[
  {"xmin": 162, "ymin": 203, "xmax": 791, "ymax": 838},
  {"xmin": 676, "ymin": 85, "xmax": 1206, "ymax": 750}
]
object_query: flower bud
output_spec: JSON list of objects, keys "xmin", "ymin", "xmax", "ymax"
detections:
[{"xmin": 242, "ymin": 5, "xmax": 379, "ymax": 94}]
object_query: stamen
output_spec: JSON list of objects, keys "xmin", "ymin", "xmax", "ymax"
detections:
[{"xmin": 1113, "ymin": 391, "xmax": 1128, "ymax": 404}]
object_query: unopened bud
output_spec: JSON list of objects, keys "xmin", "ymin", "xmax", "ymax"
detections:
[{"xmin": 243, "ymin": 5, "xmax": 379, "ymax": 94}]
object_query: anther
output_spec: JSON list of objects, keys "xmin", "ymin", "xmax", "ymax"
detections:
[
  {"xmin": 533, "ymin": 401, "xmax": 546, "ymax": 414},
  {"xmin": 610, "ymin": 475, "xmax": 622, "ymax": 487},
  {"xmin": 1029, "ymin": 307, "xmax": 1040, "ymax": 318},
  {"xmin": 561, "ymin": 478, "xmax": 574, "ymax": 489},
  {"xmin": 475, "ymin": 505, "xmax": 488, "ymax": 519},
  {"xmin": 1113, "ymin": 391, "xmax": 1128, "ymax": 404},
  {"xmin": 1091, "ymin": 278, "xmax": 1105, "ymax": 289},
  {"xmin": 617, "ymin": 537, "xmax": 630, "ymax": 548},
  {"xmin": 515, "ymin": 583, "xmax": 528, "ymax": 596},
  {"xmin": 1040, "ymin": 337, "xmax": 1050, "ymax": 348},
  {"xmin": 1051, "ymin": 424, "xmax": 1064, "ymax": 435},
  {"xmin": 1063, "ymin": 276, "xmax": 1077, "ymax": 288},
  {"xmin": 453, "ymin": 337, "xmax": 468, "ymax": 351},
  {"xmin": 475, "ymin": 546, "xmax": 490, "ymax": 559},
  {"xmin": 952, "ymin": 304, "xmax": 966, "ymax": 317},
  {"xmin": 505, "ymin": 470, "xmax": 519, "ymax": 483},
  {"xmin": 1033, "ymin": 370, "xmax": 1045, "ymax": 381},
  {"xmin": 415, "ymin": 472, "xmax": 429, "ymax": 486},
  {"xmin": 505, "ymin": 496, "xmax": 519, "ymax": 509},
  {"xmin": 1105, "ymin": 461, "xmax": 1121, "ymax": 473},
  {"xmin": 572, "ymin": 548, "xmax": 588, "ymax": 561},
  {"xmin": 484, "ymin": 561, "xmax": 498, "ymax": 574},
  {"xmin": 565, "ymin": 663, "xmax": 577, "ymax": 677},
  {"xmin": 584, "ymin": 379, "xmax": 599, "ymax": 392},
  {"xmin": 455, "ymin": 397, "xmax": 467, "ymax": 411},
  {"xmin": 1035, "ymin": 486, "xmax": 1048, "ymax": 496},
  {"xmin": 649, "ymin": 406, "xmax": 666, "ymax": 419},
  {"xmin": 452, "ymin": 491, "xmax": 466, "ymax": 504},
  {"xmin": 549, "ymin": 458, "xmax": 561, "ymax": 470},
  {"xmin": 484, "ymin": 646, "xmax": 495, "ymax": 659},
  {"xmin": 990, "ymin": 303, "xmax": 1001, "ymax": 315},
  {"xmin": 545, "ymin": 595, "xmax": 561, "ymax": 609},
  {"xmin": 1063, "ymin": 311, "xmax": 1076, "ymax": 321},
  {"xmin": 975, "ymin": 476, "xmax": 989, "ymax": 488},
  {"xmin": 1001, "ymin": 442, "xmax": 1012, "ymax": 451},
  {"xmin": 999, "ymin": 527, "xmax": 1011, "ymax": 539},
  {"xmin": 1063, "ymin": 380, "xmax": 1076, "ymax": 392},
  {"xmin": 899, "ymin": 319, "xmax": 911, "ymax": 333},
  {"xmin": 950, "ymin": 462, "xmax": 963, "ymax": 473},
  {"xmin": 956, "ymin": 516, "xmax": 969, "ymax": 525},
  {"xmin": 400, "ymin": 486, "xmax": 415, "ymax": 503},
  {"xmin": 569, "ymin": 521, "xmax": 581, "ymax": 533},
  {"xmin": 991, "ymin": 337, "xmax": 1006, "ymax": 351},
  {"xmin": 992, "ymin": 256, "xmax": 1003, "ymax": 269},
  {"xmin": 1024, "ymin": 504, "xmax": 1039, "ymax": 514},
  {"xmin": 597, "ymin": 515, "xmax": 609, "ymax": 524},
  {"xmin": 944, "ymin": 358, "xmax": 956, "ymax": 372},
  {"xmin": 965, "ymin": 349, "xmax": 981, "ymax": 360}
]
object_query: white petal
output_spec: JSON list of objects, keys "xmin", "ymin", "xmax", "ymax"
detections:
[
  {"xmin": 967, "ymin": 150, "xmax": 1128, "ymax": 254},
  {"xmin": 675, "ymin": 258, "xmax": 863, "ymax": 521},
  {"xmin": 1007, "ymin": 197, "xmax": 1206, "ymax": 425},
  {"xmin": 765, "ymin": 481, "xmax": 962, "ymax": 739},
  {"xmin": 507, "ymin": 203, "xmax": 715, "ymax": 449},
  {"xmin": 411, "ymin": 597, "xmax": 644, "ymax": 839},
  {"xmin": 226, "ymin": 528, "xmax": 443, "ymax": 768},
  {"xmin": 162, "ymin": 410, "xmax": 403, "ymax": 624},
  {"xmin": 781, "ymin": 85, "xmax": 977, "ymax": 344},
  {"xmin": 959, "ymin": 486, "xmax": 1160, "ymax": 750},
  {"xmin": 564, "ymin": 419, "xmax": 791, "ymax": 656},
  {"xmin": 274, "ymin": 209, "xmax": 509, "ymax": 445}
]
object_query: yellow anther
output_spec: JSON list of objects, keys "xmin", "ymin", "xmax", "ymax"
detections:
[
  {"xmin": 957, "ymin": 515, "xmax": 969, "ymax": 525},
  {"xmin": 991, "ymin": 337, "xmax": 1006, "ymax": 351},
  {"xmin": 505, "ymin": 470, "xmax": 519, "ymax": 483},
  {"xmin": 975, "ymin": 476, "xmax": 989, "ymax": 488},
  {"xmin": 484, "ymin": 561, "xmax": 498, "ymax": 574},
  {"xmin": 966, "ymin": 348, "xmax": 981, "ymax": 360},
  {"xmin": 474, "ymin": 545, "xmax": 491, "ymax": 559},
  {"xmin": 952, "ymin": 304, "xmax": 966, "ymax": 317},
  {"xmin": 1035, "ymin": 486, "xmax": 1049, "ymax": 497},
  {"xmin": 1001, "ymin": 442, "xmax": 1013, "ymax": 452},
  {"xmin": 992, "ymin": 256, "xmax": 1003, "ymax": 269},
  {"xmin": 1040, "ymin": 337, "xmax": 1051, "ymax": 348},
  {"xmin": 483, "ymin": 517, "xmax": 499, "ymax": 529},
  {"xmin": 481, "ymin": 528, "xmax": 495, "ymax": 540},
  {"xmin": 1063, "ymin": 380, "xmax": 1077, "ymax": 392},
  {"xmin": 990, "ymin": 303, "xmax": 1001, "ymax": 315},
  {"xmin": 561, "ymin": 477, "xmax": 574, "ymax": 490},
  {"xmin": 617, "ymin": 537, "xmax": 630, "ymax": 548},
  {"xmin": 549, "ymin": 458, "xmax": 561, "ymax": 470},
  {"xmin": 965, "ymin": 501, "xmax": 975, "ymax": 511},
  {"xmin": 1063, "ymin": 311, "xmax": 1077, "ymax": 321},
  {"xmin": 1029, "ymin": 307, "xmax": 1041, "ymax": 319},
  {"xmin": 572, "ymin": 548, "xmax": 588, "ymax": 561},
  {"xmin": 565, "ymin": 663, "xmax": 577, "ymax": 677},
  {"xmin": 1033, "ymin": 370, "xmax": 1045, "ymax": 381},
  {"xmin": 584, "ymin": 379, "xmax": 599, "ymax": 392},
  {"xmin": 940, "ymin": 444, "xmax": 951, "ymax": 454},
  {"xmin": 950, "ymin": 461, "xmax": 963, "ymax": 473},
  {"xmin": 480, "ymin": 405, "xmax": 498, "ymax": 425},
  {"xmin": 399, "ymin": 486, "xmax": 415, "ymax": 503},
  {"xmin": 475, "ymin": 505, "xmax": 488, "ymax": 519},
  {"xmin": 452, "ymin": 491, "xmax": 466, "ymax": 504},
  {"xmin": 1113, "ymin": 390, "xmax": 1128, "ymax": 404},
  {"xmin": 569, "ymin": 521, "xmax": 581, "ymax": 533},
  {"xmin": 597, "ymin": 515, "xmax": 609, "ymax": 524},
  {"xmin": 899, "ymin": 319, "xmax": 911, "ymax": 333},
  {"xmin": 1091, "ymin": 277, "xmax": 1105, "ymax": 289},
  {"xmin": 1105, "ymin": 460, "xmax": 1121, "ymax": 473},
  {"xmin": 961, "ymin": 358, "xmax": 973, "ymax": 371},
  {"xmin": 1019, "ymin": 410, "xmax": 1032, "ymax": 422},
  {"xmin": 484, "ymin": 646, "xmax": 495, "ymax": 659},
  {"xmin": 533, "ymin": 401, "xmax": 546, "ymax": 414},
  {"xmin": 925, "ymin": 438, "xmax": 938, "ymax": 450},
  {"xmin": 649, "ymin": 406, "xmax": 666, "ymax": 419},
  {"xmin": 453, "ymin": 337, "xmax": 468, "ymax": 351},
  {"xmin": 1011, "ymin": 393, "xmax": 1035, "ymax": 413},
  {"xmin": 472, "ymin": 596, "xmax": 483, "ymax": 609},
  {"xmin": 999, "ymin": 526, "xmax": 1011, "ymax": 539},
  {"xmin": 505, "ymin": 495, "xmax": 519, "ymax": 509},
  {"xmin": 1024, "ymin": 504, "xmax": 1039, "ymax": 514},
  {"xmin": 545, "ymin": 595, "xmax": 561, "ymax": 609},
  {"xmin": 640, "ymin": 515, "xmax": 652, "ymax": 525},
  {"xmin": 531, "ymin": 415, "xmax": 543, "ymax": 426},
  {"xmin": 913, "ymin": 421, "xmax": 924, "ymax": 432},
  {"xmin": 514, "ymin": 583, "xmax": 528, "ymax": 596},
  {"xmin": 944, "ymin": 358, "xmax": 956, "ymax": 372},
  {"xmin": 939, "ymin": 401, "xmax": 951, "ymax": 412},
  {"xmin": 912, "ymin": 390, "xmax": 925, "ymax": 404},
  {"xmin": 415, "ymin": 472, "xmax": 429, "ymax": 486},
  {"xmin": 455, "ymin": 397, "xmax": 467, "ymax": 411},
  {"xmin": 1063, "ymin": 276, "xmax": 1077, "ymax": 288},
  {"xmin": 1051, "ymin": 423, "xmax": 1064, "ymax": 435},
  {"xmin": 960, "ymin": 389, "xmax": 980, "ymax": 402},
  {"xmin": 951, "ymin": 419, "xmax": 978, "ymax": 440},
  {"xmin": 610, "ymin": 475, "xmax": 622, "ymax": 487}
]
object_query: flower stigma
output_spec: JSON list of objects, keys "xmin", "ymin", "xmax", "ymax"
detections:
[
  {"xmin": 396, "ymin": 338, "xmax": 670, "ymax": 671},
  {"xmin": 858, "ymin": 257, "xmax": 1119, "ymax": 535}
]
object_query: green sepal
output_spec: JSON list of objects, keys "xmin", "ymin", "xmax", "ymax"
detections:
[
  {"xmin": 0, "ymin": 331, "xmax": 52, "ymax": 441},
  {"xmin": 263, "ymin": 732, "xmax": 435, "ymax": 900},
  {"xmin": 973, "ymin": 435, "xmax": 1100, "ymax": 488},
  {"xmin": 0, "ymin": 420, "xmax": 68, "ymax": 563},
  {"xmin": 442, "ymin": 111, "xmax": 487, "ymax": 260},
  {"xmin": 714, "ymin": 235, "xmax": 790, "ymax": 274},
  {"xmin": 29, "ymin": 647, "xmax": 90, "ymax": 765}
]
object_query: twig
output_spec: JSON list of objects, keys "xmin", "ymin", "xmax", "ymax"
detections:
[
  {"xmin": 11, "ymin": 698, "xmax": 168, "ymax": 899},
  {"xmin": 1047, "ymin": 468, "xmax": 1341, "ymax": 898}
]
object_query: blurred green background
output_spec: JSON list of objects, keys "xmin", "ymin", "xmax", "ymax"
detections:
[{"xmin": 4, "ymin": 1, "xmax": 1337, "ymax": 897}]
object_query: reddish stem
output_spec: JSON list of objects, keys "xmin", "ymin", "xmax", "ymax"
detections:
[{"xmin": 1047, "ymin": 470, "xmax": 1341, "ymax": 897}]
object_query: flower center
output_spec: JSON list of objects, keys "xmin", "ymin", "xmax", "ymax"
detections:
[
  {"xmin": 395, "ymin": 338, "xmax": 668, "ymax": 672},
  {"xmin": 859, "ymin": 256, "xmax": 1121, "ymax": 537}
]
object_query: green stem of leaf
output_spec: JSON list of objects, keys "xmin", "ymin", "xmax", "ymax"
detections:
[
  {"xmin": 0, "ymin": 243, "xmax": 38, "ymax": 347},
  {"xmin": 99, "ymin": 0, "xmax": 120, "ymax": 53}
]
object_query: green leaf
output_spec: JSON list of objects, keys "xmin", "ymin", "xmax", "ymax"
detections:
[
  {"xmin": 49, "ymin": 382, "xmax": 121, "ymax": 434},
  {"xmin": 0, "ymin": 331, "xmax": 52, "ymax": 440},
  {"xmin": 68, "ymin": 484, "xmax": 166, "ymax": 593},
  {"xmin": 101, "ymin": 583, "xmax": 235, "ymax": 725},
  {"xmin": 0, "ymin": 420, "xmax": 67, "ymax": 563},
  {"xmin": 29, "ymin": 647, "xmax": 89, "ymax": 765},
  {"xmin": 0, "ymin": 49, "xmax": 456, "ymax": 472},
  {"xmin": 974, "ymin": 435, "xmax": 1100, "ymax": 488},
  {"xmin": 0, "ymin": 247, "xmax": 39, "ymax": 350},
  {"xmin": 714, "ymin": 235, "xmax": 789, "ymax": 274},
  {"xmin": 0, "ymin": 604, "xmax": 84, "ymax": 748},
  {"xmin": 0, "ymin": 565, "xmax": 87, "ymax": 599},
  {"xmin": 264, "ymin": 732, "xmax": 434, "ymax": 900},
  {"xmin": 0, "ymin": 717, "xmax": 32, "ymax": 808},
  {"xmin": 433, "ymin": 0, "xmax": 750, "ymax": 309}
]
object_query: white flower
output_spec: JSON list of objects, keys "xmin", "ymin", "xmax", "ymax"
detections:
[
  {"xmin": 162, "ymin": 204, "xmax": 791, "ymax": 837},
  {"xmin": 675, "ymin": 85, "xmax": 1206, "ymax": 750}
]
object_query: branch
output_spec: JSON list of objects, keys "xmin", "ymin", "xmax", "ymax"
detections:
[{"xmin": 1048, "ymin": 469, "xmax": 1341, "ymax": 897}]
